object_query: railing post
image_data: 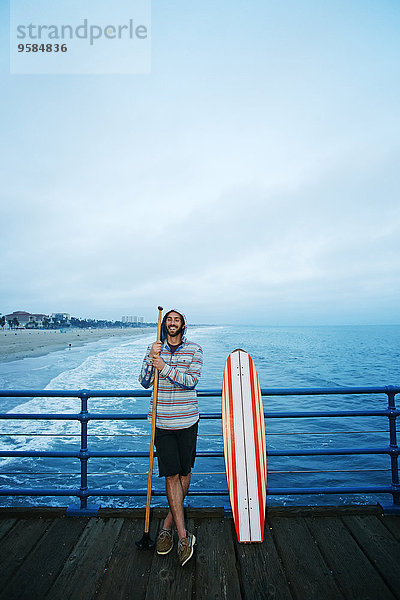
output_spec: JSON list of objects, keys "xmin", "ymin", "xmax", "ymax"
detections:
[
  {"xmin": 66, "ymin": 390, "xmax": 100, "ymax": 516},
  {"xmin": 80, "ymin": 390, "xmax": 89, "ymax": 511},
  {"xmin": 379, "ymin": 386, "xmax": 400, "ymax": 514}
]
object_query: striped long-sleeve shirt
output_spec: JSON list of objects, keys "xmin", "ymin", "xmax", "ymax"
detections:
[{"xmin": 138, "ymin": 338, "xmax": 203, "ymax": 429}]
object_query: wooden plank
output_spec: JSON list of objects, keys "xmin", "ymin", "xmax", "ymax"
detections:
[
  {"xmin": 0, "ymin": 518, "xmax": 52, "ymax": 586},
  {"xmin": 380, "ymin": 515, "xmax": 400, "ymax": 542},
  {"xmin": 194, "ymin": 517, "xmax": 242, "ymax": 600},
  {"xmin": 234, "ymin": 519, "xmax": 292, "ymax": 600},
  {"xmin": 0, "ymin": 508, "xmax": 66, "ymax": 518},
  {"xmin": 144, "ymin": 519, "xmax": 196, "ymax": 600},
  {"xmin": 343, "ymin": 515, "xmax": 400, "ymax": 598},
  {"xmin": 44, "ymin": 517, "xmax": 124, "ymax": 600},
  {"xmin": 305, "ymin": 516, "xmax": 396, "ymax": 600},
  {"xmin": 0, "ymin": 518, "xmax": 17, "ymax": 540},
  {"xmin": 0, "ymin": 517, "xmax": 88, "ymax": 600},
  {"xmin": 266, "ymin": 505, "xmax": 380, "ymax": 518},
  {"xmin": 271, "ymin": 516, "xmax": 344, "ymax": 600},
  {"xmin": 97, "ymin": 506, "xmax": 225, "ymax": 519},
  {"xmin": 96, "ymin": 518, "xmax": 157, "ymax": 600}
]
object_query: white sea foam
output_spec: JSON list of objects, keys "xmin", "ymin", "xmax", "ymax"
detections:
[
  {"xmin": 2, "ymin": 324, "xmax": 398, "ymax": 508},
  {"xmin": 1, "ymin": 333, "xmax": 156, "ymax": 462}
]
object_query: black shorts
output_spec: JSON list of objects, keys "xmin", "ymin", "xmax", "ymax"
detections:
[{"xmin": 155, "ymin": 421, "xmax": 198, "ymax": 477}]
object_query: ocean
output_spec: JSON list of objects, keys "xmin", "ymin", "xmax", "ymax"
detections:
[{"xmin": 0, "ymin": 324, "xmax": 399, "ymax": 509}]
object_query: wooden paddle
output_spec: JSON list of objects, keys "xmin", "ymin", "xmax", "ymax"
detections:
[{"xmin": 136, "ymin": 305, "xmax": 163, "ymax": 549}]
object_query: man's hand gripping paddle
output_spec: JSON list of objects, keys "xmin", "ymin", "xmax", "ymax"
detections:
[{"xmin": 136, "ymin": 306, "xmax": 163, "ymax": 550}]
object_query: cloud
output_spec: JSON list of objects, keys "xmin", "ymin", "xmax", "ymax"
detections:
[
  {"xmin": 2, "ymin": 140, "xmax": 399, "ymax": 324},
  {"xmin": 1, "ymin": 2, "xmax": 399, "ymax": 324}
]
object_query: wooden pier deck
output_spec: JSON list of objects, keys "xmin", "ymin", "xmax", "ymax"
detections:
[{"xmin": 0, "ymin": 505, "xmax": 399, "ymax": 600}]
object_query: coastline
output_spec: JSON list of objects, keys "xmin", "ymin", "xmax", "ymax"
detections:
[{"xmin": 0, "ymin": 327, "xmax": 155, "ymax": 363}]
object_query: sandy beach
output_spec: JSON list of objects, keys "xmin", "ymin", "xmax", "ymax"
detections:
[{"xmin": 0, "ymin": 328, "xmax": 155, "ymax": 363}]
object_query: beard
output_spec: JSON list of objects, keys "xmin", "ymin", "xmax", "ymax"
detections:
[{"xmin": 166, "ymin": 323, "xmax": 184, "ymax": 338}]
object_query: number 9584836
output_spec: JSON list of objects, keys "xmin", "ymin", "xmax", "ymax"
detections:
[{"xmin": 18, "ymin": 43, "xmax": 67, "ymax": 52}]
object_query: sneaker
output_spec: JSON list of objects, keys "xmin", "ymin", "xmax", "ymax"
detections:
[
  {"xmin": 177, "ymin": 531, "xmax": 196, "ymax": 566},
  {"xmin": 156, "ymin": 528, "xmax": 173, "ymax": 555}
]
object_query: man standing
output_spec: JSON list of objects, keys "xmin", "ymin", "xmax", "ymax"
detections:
[{"xmin": 139, "ymin": 309, "xmax": 203, "ymax": 566}]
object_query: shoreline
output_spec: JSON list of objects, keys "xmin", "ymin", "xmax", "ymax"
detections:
[{"xmin": 0, "ymin": 327, "xmax": 155, "ymax": 364}]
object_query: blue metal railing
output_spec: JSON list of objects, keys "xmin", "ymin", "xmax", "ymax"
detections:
[{"xmin": 0, "ymin": 386, "xmax": 399, "ymax": 515}]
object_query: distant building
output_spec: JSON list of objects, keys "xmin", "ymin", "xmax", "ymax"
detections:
[
  {"xmin": 122, "ymin": 316, "xmax": 134, "ymax": 323},
  {"xmin": 5, "ymin": 311, "xmax": 49, "ymax": 328},
  {"xmin": 51, "ymin": 313, "xmax": 70, "ymax": 323},
  {"xmin": 121, "ymin": 315, "xmax": 144, "ymax": 324},
  {"xmin": 31, "ymin": 313, "xmax": 49, "ymax": 327}
]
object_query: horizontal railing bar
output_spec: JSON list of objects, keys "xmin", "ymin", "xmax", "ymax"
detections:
[
  {"xmin": 0, "ymin": 391, "xmax": 151, "ymax": 398},
  {"xmin": 201, "ymin": 411, "xmax": 399, "ymax": 419},
  {"xmin": 0, "ymin": 414, "xmax": 81, "ymax": 421},
  {"xmin": 89, "ymin": 485, "xmax": 395, "ymax": 496},
  {"xmin": 0, "ymin": 451, "xmax": 81, "ymax": 458},
  {"xmin": 0, "ymin": 488, "xmax": 200, "ymax": 497},
  {"xmin": 267, "ymin": 468, "xmax": 391, "ymax": 474},
  {"xmin": 1, "ymin": 447, "xmax": 398, "ymax": 458},
  {"xmin": 0, "ymin": 468, "xmax": 391, "ymax": 476},
  {"xmin": 269, "ymin": 468, "xmax": 391, "ymax": 474},
  {"xmin": 266, "ymin": 486, "xmax": 395, "ymax": 495},
  {"xmin": 267, "ymin": 447, "xmax": 397, "ymax": 457},
  {"xmin": 265, "ymin": 411, "xmax": 397, "ymax": 418},
  {"xmin": 0, "ymin": 485, "xmax": 394, "ymax": 498},
  {"xmin": 0, "ymin": 430, "xmax": 392, "ymax": 438},
  {"xmin": 261, "ymin": 387, "xmax": 400, "ymax": 396},
  {"xmin": 0, "ymin": 451, "xmax": 168, "ymax": 458},
  {"xmin": 268, "ymin": 430, "xmax": 392, "ymax": 435},
  {"xmin": 1, "ymin": 410, "xmax": 398, "ymax": 421},
  {"xmin": 0, "ymin": 386, "xmax": 399, "ymax": 399},
  {"xmin": 0, "ymin": 488, "xmax": 81, "ymax": 496}
]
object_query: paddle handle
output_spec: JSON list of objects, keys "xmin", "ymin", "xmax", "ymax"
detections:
[{"xmin": 144, "ymin": 306, "xmax": 163, "ymax": 533}]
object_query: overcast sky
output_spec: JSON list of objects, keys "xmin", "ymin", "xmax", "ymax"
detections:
[{"xmin": 1, "ymin": 1, "xmax": 399, "ymax": 325}]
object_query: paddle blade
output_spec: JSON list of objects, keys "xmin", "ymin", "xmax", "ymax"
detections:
[{"xmin": 136, "ymin": 531, "xmax": 155, "ymax": 550}]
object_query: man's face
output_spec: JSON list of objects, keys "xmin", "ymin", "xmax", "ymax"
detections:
[{"xmin": 165, "ymin": 312, "xmax": 184, "ymax": 337}]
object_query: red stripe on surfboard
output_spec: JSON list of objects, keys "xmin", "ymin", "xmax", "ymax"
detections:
[
  {"xmin": 226, "ymin": 355, "xmax": 239, "ymax": 534},
  {"xmin": 257, "ymin": 368, "xmax": 267, "ymax": 509},
  {"xmin": 247, "ymin": 355, "xmax": 263, "ymax": 536},
  {"xmin": 222, "ymin": 366, "xmax": 235, "ymax": 518},
  {"xmin": 254, "ymin": 359, "xmax": 267, "ymax": 528},
  {"xmin": 248, "ymin": 354, "xmax": 266, "ymax": 537},
  {"xmin": 256, "ymin": 362, "xmax": 267, "ymax": 509}
]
